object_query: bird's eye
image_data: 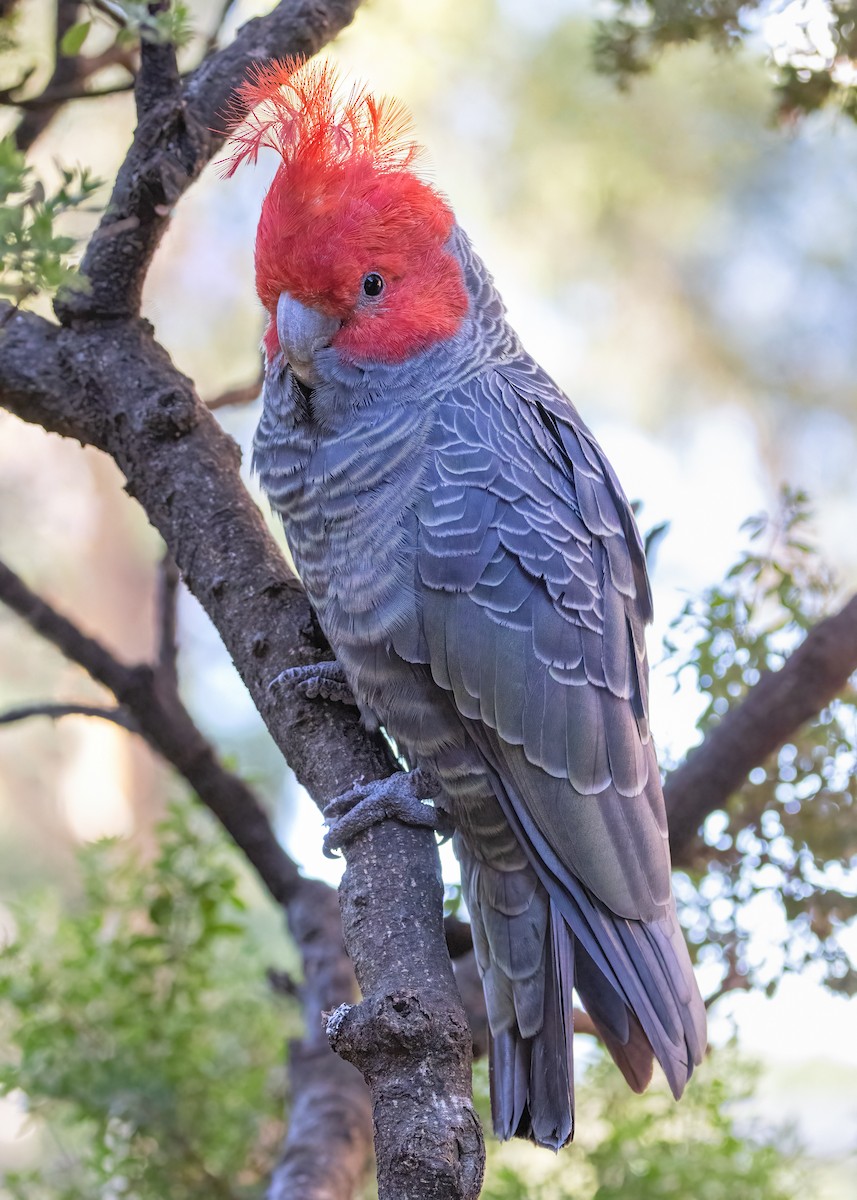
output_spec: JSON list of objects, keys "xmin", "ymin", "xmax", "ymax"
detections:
[{"xmin": 362, "ymin": 272, "xmax": 384, "ymax": 298}]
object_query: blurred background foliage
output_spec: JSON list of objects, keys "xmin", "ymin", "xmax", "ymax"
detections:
[
  {"xmin": 477, "ymin": 1052, "xmax": 803, "ymax": 1200},
  {"xmin": 0, "ymin": 802, "xmax": 290, "ymax": 1199},
  {"xmin": 1, "ymin": 0, "xmax": 856, "ymax": 1195},
  {"xmin": 669, "ymin": 488, "xmax": 857, "ymax": 1000}
]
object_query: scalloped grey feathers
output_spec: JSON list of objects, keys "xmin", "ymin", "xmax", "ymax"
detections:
[{"xmin": 254, "ymin": 225, "xmax": 706, "ymax": 1150}]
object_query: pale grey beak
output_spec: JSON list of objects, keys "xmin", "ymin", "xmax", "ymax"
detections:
[{"xmin": 277, "ymin": 292, "xmax": 341, "ymax": 387}]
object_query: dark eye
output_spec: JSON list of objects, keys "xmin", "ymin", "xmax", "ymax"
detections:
[{"xmin": 362, "ymin": 272, "xmax": 384, "ymax": 298}]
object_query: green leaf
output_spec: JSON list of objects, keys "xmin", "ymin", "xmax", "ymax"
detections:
[{"xmin": 59, "ymin": 20, "xmax": 90, "ymax": 56}]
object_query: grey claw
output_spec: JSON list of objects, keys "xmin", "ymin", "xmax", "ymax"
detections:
[
  {"xmin": 269, "ymin": 660, "xmax": 357, "ymax": 705},
  {"xmin": 322, "ymin": 771, "xmax": 447, "ymax": 855}
]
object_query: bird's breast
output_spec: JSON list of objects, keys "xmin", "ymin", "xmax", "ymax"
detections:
[{"xmin": 256, "ymin": 390, "xmax": 432, "ymax": 652}]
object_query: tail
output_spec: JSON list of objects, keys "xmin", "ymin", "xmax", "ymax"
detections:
[
  {"xmin": 462, "ymin": 846, "xmax": 575, "ymax": 1150},
  {"xmin": 489, "ymin": 900, "xmax": 577, "ymax": 1150},
  {"xmin": 482, "ymin": 769, "xmax": 707, "ymax": 1107},
  {"xmin": 459, "ymin": 795, "xmax": 706, "ymax": 1147}
]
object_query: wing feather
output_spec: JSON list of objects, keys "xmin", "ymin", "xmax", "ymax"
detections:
[{"xmin": 408, "ymin": 360, "xmax": 670, "ymax": 922}]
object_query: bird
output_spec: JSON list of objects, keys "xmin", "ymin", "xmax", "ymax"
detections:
[{"xmin": 226, "ymin": 58, "xmax": 707, "ymax": 1150}]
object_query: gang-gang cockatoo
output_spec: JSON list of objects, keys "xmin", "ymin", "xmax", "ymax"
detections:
[{"xmin": 227, "ymin": 59, "xmax": 706, "ymax": 1151}]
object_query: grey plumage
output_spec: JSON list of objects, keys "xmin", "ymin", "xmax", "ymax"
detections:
[{"xmin": 255, "ymin": 225, "xmax": 706, "ymax": 1149}]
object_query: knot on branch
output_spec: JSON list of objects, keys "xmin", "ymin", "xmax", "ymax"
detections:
[
  {"xmin": 327, "ymin": 989, "xmax": 471, "ymax": 1067},
  {"xmin": 143, "ymin": 387, "xmax": 200, "ymax": 439},
  {"xmin": 328, "ymin": 995, "xmax": 483, "ymax": 1200}
]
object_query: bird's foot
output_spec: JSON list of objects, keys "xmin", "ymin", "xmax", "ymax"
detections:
[
  {"xmin": 270, "ymin": 660, "xmax": 357, "ymax": 706},
  {"xmin": 323, "ymin": 769, "xmax": 454, "ymax": 858}
]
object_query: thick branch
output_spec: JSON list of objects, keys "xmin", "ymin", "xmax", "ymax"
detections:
[
  {"xmin": 0, "ymin": 307, "xmax": 393, "ymax": 814},
  {"xmin": 157, "ymin": 550, "xmax": 180, "ymax": 683},
  {"xmin": 0, "ymin": 305, "xmax": 482, "ymax": 1195},
  {"xmin": 330, "ymin": 821, "xmax": 484, "ymax": 1200},
  {"xmin": 0, "ymin": 556, "xmax": 372, "ymax": 1198},
  {"xmin": 55, "ymin": 0, "xmax": 363, "ymax": 322},
  {"xmin": 1, "ymin": 0, "xmax": 484, "ymax": 1185},
  {"xmin": 666, "ymin": 593, "xmax": 857, "ymax": 863},
  {"xmin": 135, "ymin": 2, "xmax": 181, "ymax": 116}
]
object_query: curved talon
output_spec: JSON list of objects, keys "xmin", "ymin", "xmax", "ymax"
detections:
[
  {"xmin": 322, "ymin": 771, "xmax": 448, "ymax": 856},
  {"xmin": 269, "ymin": 660, "xmax": 357, "ymax": 705}
]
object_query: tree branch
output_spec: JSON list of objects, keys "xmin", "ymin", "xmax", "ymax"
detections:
[
  {"xmin": 0, "ymin": 556, "xmax": 372, "ymax": 1198},
  {"xmin": 134, "ymin": 1, "xmax": 181, "ymax": 116},
  {"xmin": 1, "ymin": 295, "xmax": 483, "ymax": 1197},
  {"xmin": 1, "ymin": 0, "xmax": 485, "ymax": 1188},
  {"xmin": 156, "ymin": 549, "xmax": 180, "ymax": 684},
  {"xmin": 204, "ymin": 0, "xmax": 238, "ymax": 55},
  {"xmin": 2, "ymin": 78, "xmax": 136, "ymax": 108},
  {"xmin": 0, "ymin": 701, "xmax": 138, "ymax": 730},
  {"xmin": 0, "ymin": 45, "xmax": 137, "ymax": 110},
  {"xmin": 205, "ymin": 370, "xmax": 264, "ymax": 411},
  {"xmin": 666, "ymin": 593, "xmax": 857, "ymax": 864},
  {"xmin": 55, "ymin": 0, "xmax": 364, "ymax": 323},
  {"xmin": 0, "ymin": 556, "xmax": 301, "ymax": 906},
  {"xmin": 272, "ymin": 880, "xmax": 372, "ymax": 1199}
]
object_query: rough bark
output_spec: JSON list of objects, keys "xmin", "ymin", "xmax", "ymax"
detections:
[
  {"xmin": 0, "ymin": 311, "xmax": 484, "ymax": 1189},
  {"xmin": 329, "ymin": 820, "xmax": 484, "ymax": 1200},
  {"xmin": 0, "ymin": 557, "xmax": 301, "ymax": 903},
  {"xmin": 55, "ymin": 0, "xmax": 365, "ymax": 322},
  {"xmin": 8, "ymin": 0, "xmax": 856, "ymax": 1191}
]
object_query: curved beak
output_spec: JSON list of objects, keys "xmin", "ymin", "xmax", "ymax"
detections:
[{"xmin": 276, "ymin": 292, "xmax": 341, "ymax": 387}]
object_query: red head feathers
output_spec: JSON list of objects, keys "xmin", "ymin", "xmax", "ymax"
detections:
[{"xmin": 226, "ymin": 59, "xmax": 468, "ymax": 364}]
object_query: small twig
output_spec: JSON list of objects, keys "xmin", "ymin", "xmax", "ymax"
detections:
[
  {"xmin": 0, "ymin": 701, "xmax": 138, "ymax": 731},
  {"xmin": 82, "ymin": 43, "xmax": 138, "ymax": 77},
  {"xmin": 0, "ymin": 67, "xmax": 37, "ymax": 104},
  {"xmin": 2, "ymin": 79, "xmax": 136, "ymax": 108},
  {"xmin": 205, "ymin": 371, "xmax": 264, "ymax": 412}
]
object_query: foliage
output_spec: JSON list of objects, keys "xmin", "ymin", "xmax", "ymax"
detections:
[
  {"xmin": 0, "ymin": 138, "xmax": 101, "ymax": 307},
  {"xmin": 595, "ymin": 0, "xmax": 857, "ymax": 121},
  {"xmin": 479, "ymin": 1051, "xmax": 802, "ymax": 1199},
  {"xmin": 666, "ymin": 488, "xmax": 857, "ymax": 996},
  {"xmin": 108, "ymin": 0, "xmax": 194, "ymax": 51},
  {"xmin": 60, "ymin": 0, "xmax": 193, "ymax": 57},
  {"xmin": 0, "ymin": 801, "xmax": 290, "ymax": 1200}
]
